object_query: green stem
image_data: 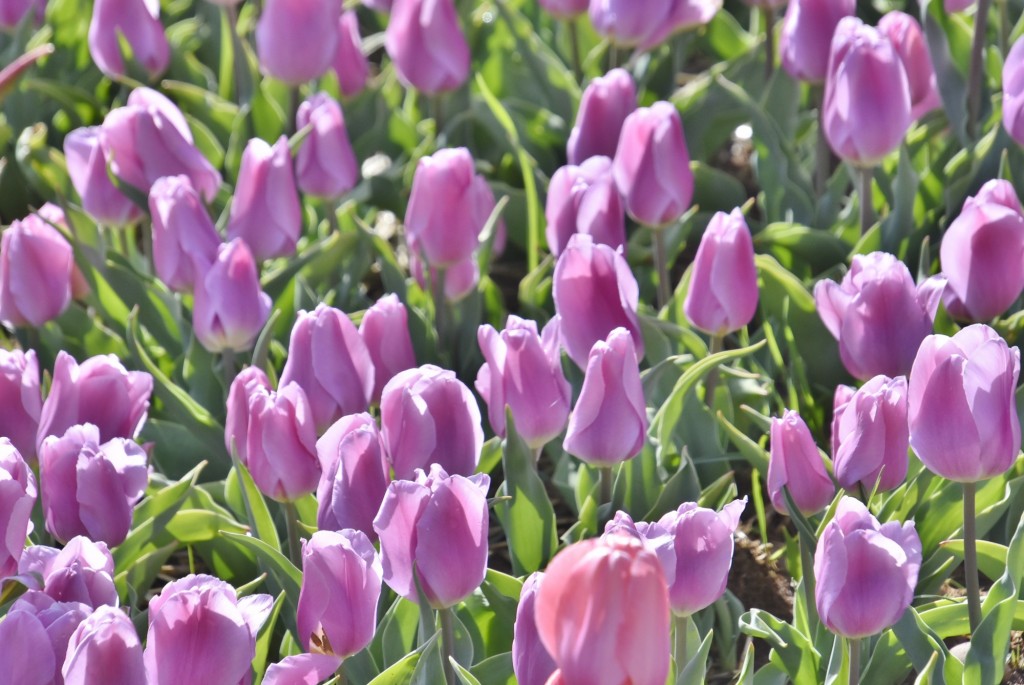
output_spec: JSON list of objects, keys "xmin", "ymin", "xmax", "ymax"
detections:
[
  {"xmin": 431, "ymin": 266, "xmax": 448, "ymax": 355},
  {"xmin": 431, "ymin": 94, "xmax": 445, "ymax": 139},
  {"xmin": 439, "ymin": 607, "xmax": 458, "ymax": 685},
  {"xmin": 762, "ymin": 6, "xmax": 775, "ymax": 79},
  {"xmin": 599, "ymin": 466, "xmax": 614, "ymax": 509},
  {"xmin": 848, "ymin": 637, "xmax": 861, "ymax": 685},
  {"xmin": 673, "ymin": 614, "xmax": 690, "ymax": 671},
  {"xmin": 966, "ymin": 0, "xmax": 992, "ymax": 140},
  {"xmin": 141, "ymin": 221, "xmax": 153, "ymax": 274},
  {"xmin": 704, "ymin": 335, "xmax": 724, "ymax": 408},
  {"xmin": 568, "ymin": 19, "xmax": 583, "ymax": 82},
  {"xmin": 998, "ymin": 0, "xmax": 1009, "ymax": 56},
  {"xmin": 283, "ymin": 500, "xmax": 302, "ymax": 567},
  {"xmin": 815, "ymin": 87, "xmax": 832, "ymax": 195},
  {"xmin": 224, "ymin": 5, "xmax": 247, "ymax": 104},
  {"xmin": 652, "ymin": 228, "xmax": 671, "ymax": 310},
  {"xmin": 221, "ymin": 349, "xmax": 237, "ymax": 393},
  {"xmin": 858, "ymin": 166, "xmax": 874, "ymax": 236},
  {"xmin": 963, "ymin": 481, "xmax": 982, "ymax": 634},
  {"xmin": 287, "ymin": 86, "xmax": 300, "ymax": 136},
  {"xmin": 609, "ymin": 44, "xmax": 619, "ymax": 70},
  {"xmin": 799, "ymin": 535, "xmax": 820, "ymax": 630}
]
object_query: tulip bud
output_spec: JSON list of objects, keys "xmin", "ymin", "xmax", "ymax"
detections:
[
  {"xmin": 374, "ymin": 464, "xmax": 490, "ymax": 608},
  {"xmin": 295, "ymin": 93, "xmax": 360, "ymax": 201},
  {"xmin": 0, "ymin": 0, "xmax": 44, "ymax": 29},
  {"xmin": 144, "ymin": 574, "xmax": 273, "ymax": 685},
  {"xmin": 21, "ymin": 537, "xmax": 118, "ymax": 608},
  {"xmin": 0, "ymin": 349, "xmax": 41, "ymax": 461},
  {"xmin": 814, "ymin": 251, "xmax": 934, "ymax": 380},
  {"xmin": 64, "ymin": 127, "xmax": 143, "ymax": 227},
  {"xmin": 638, "ymin": 0, "xmax": 722, "ymax": 51},
  {"xmin": 938, "ymin": 180, "xmax": 1024, "ymax": 322},
  {"xmin": 814, "ymin": 497, "xmax": 921, "ymax": 638},
  {"xmin": 280, "ymin": 304, "xmax": 374, "ymax": 432},
  {"xmin": 379, "ymin": 365, "xmax": 483, "ymax": 479},
  {"xmin": 909, "ymin": 324, "xmax": 1021, "ymax": 482},
  {"xmin": 385, "ymin": 0, "xmax": 469, "ymax": 94},
  {"xmin": 832, "ymin": 375, "xmax": 909, "ymax": 492},
  {"xmin": 683, "ymin": 208, "xmax": 759, "ymax": 336},
  {"xmin": 334, "ymin": 11, "xmax": 370, "ymax": 97},
  {"xmin": 878, "ymin": 12, "xmax": 940, "ymax": 121},
  {"xmin": 297, "ymin": 529, "xmax": 382, "ymax": 657},
  {"xmin": 477, "ymin": 316, "xmax": 572, "ymax": 449},
  {"xmin": 512, "ymin": 573, "xmax": 557, "ymax": 685},
  {"xmin": 536, "ymin": 534, "xmax": 671, "ymax": 685},
  {"xmin": 224, "ymin": 366, "xmax": 271, "ymax": 464},
  {"xmin": 553, "ymin": 234, "xmax": 643, "ymax": 368},
  {"xmin": 244, "ymin": 383, "xmax": 321, "ymax": 502},
  {"xmin": 192, "ymin": 239, "xmax": 273, "ymax": 354},
  {"xmin": 823, "ymin": 18, "xmax": 911, "ymax": 167},
  {"xmin": 37, "ymin": 351, "xmax": 153, "ymax": 450},
  {"xmin": 779, "ymin": 0, "xmax": 855, "ymax": 83},
  {"xmin": 101, "ymin": 88, "xmax": 221, "ymax": 201},
  {"xmin": 613, "ymin": 102, "xmax": 694, "ymax": 227},
  {"xmin": 316, "ymin": 413, "xmax": 391, "ymax": 539},
  {"xmin": 0, "ymin": 440, "xmax": 35, "ymax": 579},
  {"xmin": 255, "ymin": 0, "xmax": 338, "ymax": 85},
  {"xmin": 567, "ymin": 69, "xmax": 636, "ymax": 166},
  {"xmin": 88, "ymin": 0, "xmax": 170, "ymax": 79},
  {"xmin": 767, "ymin": 410, "xmax": 835, "ymax": 516},
  {"xmin": 263, "ymin": 655, "xmax": 344, "ymax": 685},
  {"xmin": 588, "ymin": 0, "xmax": 672, "ymax": 47},
  {"xmin": 0, "ymin": 592, "xmax": 90, "ymax": 685},
  {"xmin": 149, "ymin": 175, "xmax": 222, "ymax": 292},
  {"xmin": 1004, "ymin": 38, "xmax": 1024, "ymax": 146},
  {"xmin": 63, "ymin": 606, "xmax": 146, "ymax": 684},
  {"xmin": 0, "ymin": 214, "xmax": 75, "ymax": 327},
  {"xmin": 359, "ymin": 294, "xmax": 417, "ymax": 404},
  {"xmin": 546, "ymin": 156, "xmax": 626, "ymax": 257},
  {"xmin": 226, "ymin": 136, "xmax": 302, "ymax": 261}
]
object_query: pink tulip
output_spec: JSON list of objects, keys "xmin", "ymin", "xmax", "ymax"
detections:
[
  {"xmin": 192, "ymin": 239, "xmax": 273, "ymax": 353},
  {"xmin": 333, "ymin": 11, "xmax": 370, "ymax": 97},
  {"xmin": 0, "ymin": 349, "xmax": 41, "ymax": 461},
  {"xmin": 0, "ymin": 440, "xmax": 35, "ymax": 580},
  {"xmin": 148, "ymin": 175, "xmax": 222, "ymax": 292},
  {"xmin": 226, "ymin": 136, "xmax": 302, "ymax": 261},
  {"xmin": 255, "ymin": 0, "xmax": 338, "ymax": 85},
  {"xmin": 512, "ymin": 573, "xmax": 557, "ymax": 685},
  {"xmin": 1004, "ymin": 38, "xmax": 1024, "ymax": 145},
  {"xmin": 830, "ymin": 384, "xmax": 856, "ymax": 460},
  {"xmin": 316, "ymin": 413, "xmax": 391, "ymax": 539},
  {"xmin": 358, "ymin": 294, "xmax": 417, "ymax": 404},
  {"xmin": 295, "ymin": 93, "xmax": 360, "ymax": 201},
  {"xmin": 408, "ymin": 245, "xmax": 480, "ymax": 302},
  {"xmin": 0, "ymin": 214, "xmax": 75, "ymax": 327},
  {"xmin": 224, "ymin": 366, "xmax": 271, "ymax": 464},
  {"xmin": 945, "ymin": 0, "xmax": 974, "ymax": 11},
  {"xmin": 0, "ymin": 0, "xmax": 44, "ymax": 29},
  {"xmin": 638, "ymin": 0, "xmax": 722, "ymax": 50},
  {"xmin": 63, "ymin": 606, "xmax": 147, "ymax": 685},
  {"xmin": 64, "ymin": 127, "xmax": 142, "ymax": 227},
  {"xmin": 779, "ymin": 0, "xmax": 855, "ymax": 83},
  {"xmin": 767, "ymin": 410, "xmax": 835, "ymax": 516},
  {"xmin": 20, "ymin": 537, "xmax": 118, "ymax": 608},
  {"xmin": 832, "ymin": 375, "xmax": 909, "ymax": 492},
  {"xmin": 363, "ymin": 0, "xmax": 392, "ymax": 10},
  {"xmin": 0, "ymin": 592, "xmax": 90, "ymax": 685},
  {"xmin": 878, "ymin": 12, "xmax": 940, "ymax": 121},
  {"xmin": 546, "ymin": 156, "xmax": 626, "ymax": 257},
  {"xmin": 588, "ymin": 0, "xmax": 673, "ymax": 47},
  {"xmin": 567, "ymin": 69, "xmax": 636, "ymax": 166},
  {"xmin": 683, "ymin": 208, "xmax": 759, "ymax": 335},
  {"xmin": 385, "ymin": 0, "xmax": 469, "ymax": 94},
  {"xmin": 539, "ymin": 0, "xmax": 587, "ymax": 18},
  {"xmin": 244, "ymin": 383, "xmax": 321, "ymax": 502},
  {"xmin": 88, "ymin": 0, "xmax": 169, "ymax": 79},
  {"xmin": 262, "ymin": 655, "xmax": 344, "ymax": 685}
]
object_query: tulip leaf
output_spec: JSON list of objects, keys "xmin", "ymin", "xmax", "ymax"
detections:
[
  {"xmin": 219, "ymin": 531, "xmax": 301, "ymax": 613},
  {"xmin": 937, "ymin": 539, "xmax": 1009, "ymax": 581},
  {"xmin": 451, "ymin": 660, "xmax": 482, "ymax": 685},
  {"xmin": 734, "ymin": 643, "xmax": 756, "ymax": 685},
  {"xmin": 113, "ymin": 542, "xmax": 177, "ymax": 603},
  {"xmin": 468, "ymin": 653, "xmax": 514, "ymax": 685},
  {"xmin": 410, "ymin": 632, "xmax": 446, "ymax": 685},
  {"xmin": 738, "ymin": 609, "xmax": 819, "ymax": 685},
  {"xmin": 366, "ymin": 652, "xmax": 419, "ymax": 685},
  {"xmin": 378, "ymin": 596, "xmax": 422, "ymax": 668},
  {"xmin": 253, "ymin": 592, "xmax": 286, "ymax": 682},
  {"xmin": 677, "ymin": 626, "xmax": 714, "ymax": 685},
  {"xmin": 823, "ymin": 635, "xmax": 849, "ymax": 685},
  {"xmin": 225, "ymin": 459, "xmax": 282, "ymax": 552},
  {"xmin": 890, "ymin": 607, "xmax": 962, "ymax": 685}
]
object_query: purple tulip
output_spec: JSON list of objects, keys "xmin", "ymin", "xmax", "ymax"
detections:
[
  {"xmin": 638, "ymin": 0, "xmax": 722, "ymax": 51},
  {"xmin": 878, "ymin": 12, "xmax": 940, "ymax": 121},
  {"xmin": 0, "ymin": 0, "xmax": 44, "ymax": 29},
  {"xmin": 279, "ymin": 304, "xmax": 374, "ymax": 433},
  {"xmin": 909, "ymin": 324, "xmax": 1021, "ymax": 482},
  {"xmin": 546, "ymin": 156, "xmax": 626, "ymax": 257},
  {"xmin": 832, "ymin": 375, "xmax": 909, "ymax": 492},
  {"xmin": 552, "ymin": 234, "xmax": 643, "ymax": 369},
  {"xmin": 226, "ymin": 136, "xmax": 302, "ymax": 261},
  {"xmin": 588, "ymin": 0, "xmax": 673, "ymax": 47},
  {"xmin": 333, "ymin": 11, "xmax": 370, "ymax": 97},
  {"xmin": 262, "ymin": 655, "xmax": 344, "ymax": 685},
  {"xmin": 295, "ymin": 93, "xmax": 360, "ymax": 201},
  {"xmin": 830, "ymin": 384, "xmax": 856, "ymax": 459},
  {"xmin": 1005, "ymin": 38, "xmax": 1024, "ymax": 146},
  {"xmin": 101, "ymin": 88, "xmax": 221, "ymax": 201},
  {"xmin": 512, "ymin": 573, "xmax": 557, "ymax": 685},
  {"xmin": 385, "ymin": 0, "xmax": 469, "ymax": 94},
  {"xmin": 613, "ymin": 101, "xmax": 694, "ymax": 227},
  {"xmin": 88, "ymin": 0, "xmax": 169, "ymax": 79},
  {"xmin": 224, "ymin": 366, "xmax": 271, "ymax": 464},
  {"xmin": 814, "ymin": 251, "xmax": 935, "ymax": 380},
  {"xmin": 0, "ymin": 592, "xmax": 90, "ymax": 685},
  {"xmin": 379, "ymin": 365, "xmax": 483, "ymax": 479},
  {"xmin": 316, "ymin": 413, "xmax": 391, "ymax": 539},
  {"xmin": 477, "ymin": 316, "xmax": 571, "ymax": 449},
  {"xmin": 683, "ymin": 208, "xmax": 759, "ymax": 336},
  {"xmin": 814, "ymin": 497, "xmax": 921, "ymax": 638},
  {"xmin": 374, "ymin": 464, "xmax": 490, "ymax": 608},
  {"xmin": 244, "ymin": 383, "xmax": 321, "ymax": 502},
  {"xmin": 363, "ymin": 0, "xmax": 392, "ymax": 10},
  {"xmin": 0, "ymin": 214, "xmax": 75, "ymax": 328},
  {"xmin": 0, "ymin": 349, "xmax": 41, "ymax": 461},
  {"xmin": 148, "ymin": 175, "xmax": 222, "ymax": 292},
  {"xmin": 297, "ymin": 529, "xmax": 382, "ymax": 658},
  {"xmin": 939, "ymin": 180, "xmax": 1024, "ymax": 322},
  {"xmin": 37, "ymin": 351, "xmax": 152, "ymax": 450},
  {"xmin": 192, "ymin": 239, "xmax": 273, "ymax": 353},
  {"xmin": 0, "ymin": 440, "xmax": 35, "ymax": 580},
  {"xmin": 945, "ymin": 0, "xmax": 974, "ymax": 10},
  {"xmin": 144, "ymin": 574, "xmax": 273, "ymax": 685},
  {"xmin": 767, "ymin": 410, "xmax": 835, "ymax": 516},
  {"xmin": 540, "ymin": 0, "xmax": 587, "ymax": 17},
  {"xmin": 359, "ymin": 294, "xmax": 417, "ymax": 404},
  {"xmin": 63, "ymin": 606, "xmax": 146, "ymax": 685},
  {"xmin": 779, "ymin": 0, "xmax": 855, "ymax": 83},
  {"xmin": 21, "ymin": 537, "xmax": 118, "ymax": 608},
  {"xmin": 255, "ymin": 0, "xmax": 338, "ymax": 85},
  {"xmin": 567, "ymin": 69, "xmax": 636, "ymax": 166},
  {"xmin": 64, "ymin": 127, "xmax": 142, "ymax": 227}
]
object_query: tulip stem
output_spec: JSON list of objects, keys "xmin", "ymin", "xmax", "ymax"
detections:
[
  {"xmin": 439, "ymin": 607, "xmax": 458, "ymax": 685},
  {"xmin": 652, "ymin": 228, "xmax": 671, "ymax": 310},
  {"xmin": 799, "ymin": 535, "xmax": 820, "ymax": 630},
  {"xmin": 599, "ymin": 466, "xmax": 614, "ymax": 509},
  {"xmin": 704, "ymin": 334, "xmax": 724, "ymax": 408},
  {"xmin": 287, "ymin": 86, "xmax": 300, "ymax": 136},
  {"xmin": 568, "ymin": 19, "xmax": 583, "ymax": 83},
  {"xmin": 963, "ymin": 481, "xmax": 982, "ymax": 634},
  {"xmin": 283, "ymin": 500, "xmax": 302, "ymax": 567},
  {"xmin": 431, "ymin": 266, "xmax": 449, "ymax": 357},
  {"xmin": 966, "ymin": 0, "xmax": 992, "ymax": 140},
  {"xmin": 848, "ymin": 637, "xmax": 861, "ymax": 684},
  {"xmin": 221, "ymin": 349, "xmax": 237, "ymax": 393},
  {"xmin": 762, "ymin": 7, "xmax": 775, "ymax": 79},
  {"xmin": 673, "ymin": 614, "xmax": 691, "ymax": 671},
  {"xmin": 814, "ymin": 86, "xmax": 833, "ymax": 195},
  {"xmin": 431, "ymin": 95, "xmax": 445, "ymax": 139},
  {"xmin": 858, "ymin": 166, "xmax": 874, "ymax": 236},
  {"xmin": 998, "ymin": 0, "xmax": 1009, "ymax": 56}
]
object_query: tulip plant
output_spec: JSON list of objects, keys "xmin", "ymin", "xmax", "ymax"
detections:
[{"xmin": 2, "ymin": 0, "xmax": 1024, "ymax": 683}]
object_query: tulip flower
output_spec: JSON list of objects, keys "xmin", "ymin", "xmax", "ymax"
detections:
[
  {"xmin": 37, "ymin": 351, "xmax": 153, "ymax": 450},
  {"xmin": 779, "ymin": 0, "xmax": 855, "ymax": 83},
  {"xmin": 638, "ymin": 0, "xmax": 722, "ymax": 51},
  {"xmin": 374, "ymin": 464, "xmax": 490, "ymax": 608},
  {"xmin": 316, "ymin": 414, "xmax": 391, "ymax": 539},
  {"xmin": 21, "ymin": 536, "xmax": 118, "ymax": 607},
  {"xmin": 1005, "ymin": 38, "xmax": 1024, "ymax": 146},
  {"xmin": 255, "ymin": 0, "xmax": 338, "ymax": 85},
  {"xmin": 101, "ymin": 88, "xmax": 222, "ymax": 201},
  {"xmin": 0, "ymin": 440, "xmax": 35, "ymax": 580},
  {"xmin": 683, "ymin": 208, "xmax": 759, "ymax": 336},
  {"xmin": 539, "ymin": 0, "xmax": 587, "ymax": 18},
  {"xmin": 588, "ymin": 0, "xmax": 673, "ymax": 47},
  {"xmin": 477, "ymin": 316, "xmax": 571, "ymax": 449},
  {"xmin": 262, "ymin": 655, "xmax": 345, "ymax": 685},
  {"xmin": 64, "ymin": 127, "xmax": 142, "ymax": 227},
  {"xmin": 878, "ymin": 12, "xmax": 940, "ymax": 121},
  {"xmin": 832, "ymin": 375, "xmax": 909, "ymax": 492},
  {"xmin": 385, "ymin": 0, "xmax": 469, "ymax": 94},
  {"xmin": 280, "ymin": 304, "xmax": 374, "ymax": 432},
  {"xmin": 767, "ymin": 410, "xmax": 835, "ymax": 516},
  {"xmin": 545, "ymin": 156, "xmax": 626, "ymax": 257},
  {"xmin": 297, "ymin": 529, "xmax": 382, "ymax": 657},
  {"xmin": 814, "ymin": 497, "xmax": 921, "ymax": 638},
  {"xmin": 144, "ymin": 574, "xmax": 273, "ymax": 685},
  {"xmin": 359, "ymin": 294, "xmax": 417, "ymax": 404},
  {"xmin": 814, "ymin": 251, "xmax": 935, "ymax": 380},
  {"xmin": 0, "ymin": 349, "xmax": 41, "ymax": 461},
  {"xmin": 224, "ymin": 366, "xmax": 271, "ymax": 464},
  {"xmin": 535, "ymin": 534, "xmax": 671, "ymax": 685},
  {"xmin": 939, "ymin": 180, "xmax": 1024, "ymax": 322},
  {"xmin": 63, "ymin": 605, "xmax": 146, "ymax": 684},
  {"xmin": 552, "ymin": 235, "xmax": 643, "ymax": 368},
  {"xmin": 88, "ymin": 0, "xmax": 170, "ymax": 79},
  {"xmin": 148, "ymin": 175, "xmax": 222, "ymax": 292},
  {"xmin": 567, "ymin": 69, "xmax": 636, "ymax": 165},
  {"xmin": 0, "ymin": 592, "xmax": 90, "ymax": 685},
  {"xmin": 512, "ymin": 573, "xmax": 557, "ymax": 685},
  {"xmin": 830, "ymin": 384, "xmax": 856, "ymax": 460},
  {"xmin": 243, "ymin": 383, "xmax": 321, "ymax": 501},
  {"xmin": 613, "ymin": 101, "xmax": 694, "ymax": 228},
  {"xmin": 192, "ymin": 239, "xmax": 273, "ymax": 354},
  {"xmin": 0, "ymin": 214, "xmax": 75, "ymax": 328},
  {"xmin": 295, "ymin": 93, "xmax": 360, "ymax": 201},
  {"xmin": 408, "ymin": 244, "xmax": 480, "ymax": 302},
  {"xmin": 39, "ymin": 423, "xmax": 148, "ymax": 546},
  {"xmin": 226, "ymin": 136, "xmax": 302, "ymax": 261},
  {"xmin": 563, "ymin": 328, "xmax": 647, "ymax": 466},
  {"xmin": 333, "ymin": 11, "xmax": 370, "ymax": 97},
  {"xmin": 0, "ymin": 0, "xmax": 44, "ymax": 29}
]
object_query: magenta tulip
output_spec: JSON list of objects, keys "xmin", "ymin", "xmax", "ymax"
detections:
[
  {"xmin": 255, "ymin": 0, "xmax": 338, "ymax": 85},
  {"xmin": 148, "ymin": 174, "xmax": 222, "ymax": 292},
  {"xmin": 224, "ymin": 366, "xmax": 271, "ymax": 464},
  {"xmin": 0, "ymin": 592, "xmax": 89, "ymax": 685},
  {"xmin": 878, "ymin": 12, "xmax": 940, "ymax": 121},
  {"xmin": 767, "ymin": 410, "xmax": 835, "ymax": 516},
  {"xmin": 0, "ymin": 214, "xmax": 75, "ymax": 328},
  {"xmin": 832, "ymin": 375, "xmax": 909, "ymax": 492},
  {"xmin": 333, "ymin": 11, "xmax": 370, "ymax": 97},
  {"xmin": 0, "ymin": 349, "xmax": 41, "ymax": 461},
  {"xmin": 0, "ymin": 0, "xmax": 44, "ymax": 29},
  {"xmin": 358, "ymin": 294, "xmax": 417, "ymax": 404},
  {"xmin": 567, "ymin": 69, "xmax": 636, "ymax": 166},
  {"xmin": 64, "ymin": 127, "xmax": 142, "ymax": 227},
  {"xmin": 385, "ymin": 0, "xmax": 469, "ymax": 94},
  {"xmin": 0, "ymin": 440, "xmax": 35, "ymax": 580},
  {"xmin": 316, "ymin": 413, "xmax": 391, "ymax": 539},
  {"xmin": 244, "ymin": 382, "xmax": 321, "ymax": 501},
  {"xmin": 683, "ymin": 208, "xmax": 759, "ymax": 335},
  {"xmin": 1005, "ymin": 38, "xmax": 1024, "ymax": 146},
  {"xmin": 545, "ymin": 156, "xmax": 626, "ymax": 257},
  {"xmin": 192, "ymin": 239, "xmax": 273, "ymax": 353},
  {"xmin": 779, "ymin": 0, "xmax": 855, "ymax": 83},
  {"xmin": 512, "ymin": 573, "xmax": 557, "ymax": 685},
  {"xmin": 21, "ymin": 537, "xmax": 118, "ymax": 608},
  {"xmin": 295, "ymin": 93, "xmax": 360, "ymax": 200},
  {"xmin": 63, "ymin": 606, "xmax": 147, "ymax": 685},
  {"xmin": 226, "ymin": 136, "xmax": 302, "ymax": 261},
  {"xmin": 88, "ymin": 0, "xmax": 169, "ymax": 79}
]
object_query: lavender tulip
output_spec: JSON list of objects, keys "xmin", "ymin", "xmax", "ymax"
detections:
[
  {"xmin": 408, "ymin": 244, "xmax": 480, "ymax": 302},
  {"xmin": 316, "ymin": 414, "xmax": 391, "ymax": 539},
  {"xmin": 385, "ymin": 0, "xmax": 469, "ymax": 94},
  {"xmin": 333, "ymin": 11, "xmax": 370, "ymax": 97},
  {"xmin": 64, "ymin": 127, "xmax": 142, "ymax": 227},
  {"xmin": 21, "ymin": 537, "xmax": 118, "ymax": 608},
  {"xmin": 638, "ymin": 0, "xmax": 722, "ymax": 50},
  {"xmin": 0, "ymin": 592, "xmax": 89, "ymax": 685},
  {"xmin": 779, "ymin": 0, "xmax": 855, "ymax": 83},
  {"xmin": 540, "ymin": 0, "xmax": 587, "ymax": 17},
  {"xmin": 1005, "ymin": 38, "xmax": 1024, "ymax": 146},
  {"xmin": 0, "ymin": 214, "xmax": 75, "ymax": 328},
  {"xmin": 683, "ymin": 208, "xmax": 759, "ymax": 335},
  {"xmin": 255, "ymin": 0, "xmax": 338, "ymax": 85},
  {"xmin": 588, "ymin": 0, "xmax": 673, "ymax": 47},
  {"xmin": 567, "ymin": 69, "xmax": 636, "ymax": 165},
  {"xmin": 62, "ymin": 606, "xmax": 146, "ymax": 685},
  {"xmin": 224, "ymin": 367, "xmax": 271, "ymax": 465},
  {"xmin": 832, "ymin": 375, "xmax": 909, "ymax": 492},
  {"xmin": 226, "ymin": 136, "xmax": 302, "ymax": 261},
  {"xmin": 192, "ymin": 239, "xmax": 273, "ymax": 353},
  {"xmin": 244, "ymin": 383, "xmax": 321, "ymax": 502},
  {"xmin": 0, "ymin": 440, "xmax": 35, "ymax": 580},
  {"xmin": 0, "ymin": 349, "xmax": 41, "ymax": 461},
  {"xmin": 545, "ymin": 156, "xmax": 626, "ymax": 257},
  {"xmin": 295, "ymin": 93, "xmax": 360, "ymax": 200},
  {"xmin": 148, "ymin": 174, "xmax": 222, "ymax": 292},
  {"xmin": 88, "ymin": 0, "xmax": 170, "ymax": 79},
  {"xmin": 0, "ymin": 0, "xmax": 44, "ymax": 29},
  {"xmin": 262, "ymin": 655, "xmax": 344, "ymax": 685},
  {"xmin": 359, "ymin": 294, "xmax": 417, "ymax": 404},
  {"xmin": 512, "ymin": 573, "xmax": 557, "ymax": 685},
  {"xmin": 878, "ymin": 12, "xmax": 940, "ymax": 121},
  {"xmin": 830, "ymin": 384, "xmax": 856, "ymax": 460},
  {"xmin": 767, "ymin": 410, "xmax": 835, "ymax": 516}
]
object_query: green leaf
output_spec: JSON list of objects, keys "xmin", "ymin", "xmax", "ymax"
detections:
[
  {"xmin": 677, "ymin": 627, "xmax": 714, "ymax": 685},
  {"xmin": 469, "ymin": 653, "xmax": 514, "ymax": 685},
  {"xmin": 367, "ymin": 652, "xmax": 420, "ymax": 685},
  {"xmin": 225, "ymin": 458, "xmax": 282, "ymax": 551},
  {"xmin": 739, "ymin": 609, "xmax": 820, "ymax": 685},
  {"xmin": 890, "ymin": 607, "xmax": 963, "ymax": 685},
  {"xmin": 937, "ymin": 539, "xmax": 1008, "ymax": 581},
  {"xmin": 219, "ymin": 531, "xmax": 301, "ymax": 613}
]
